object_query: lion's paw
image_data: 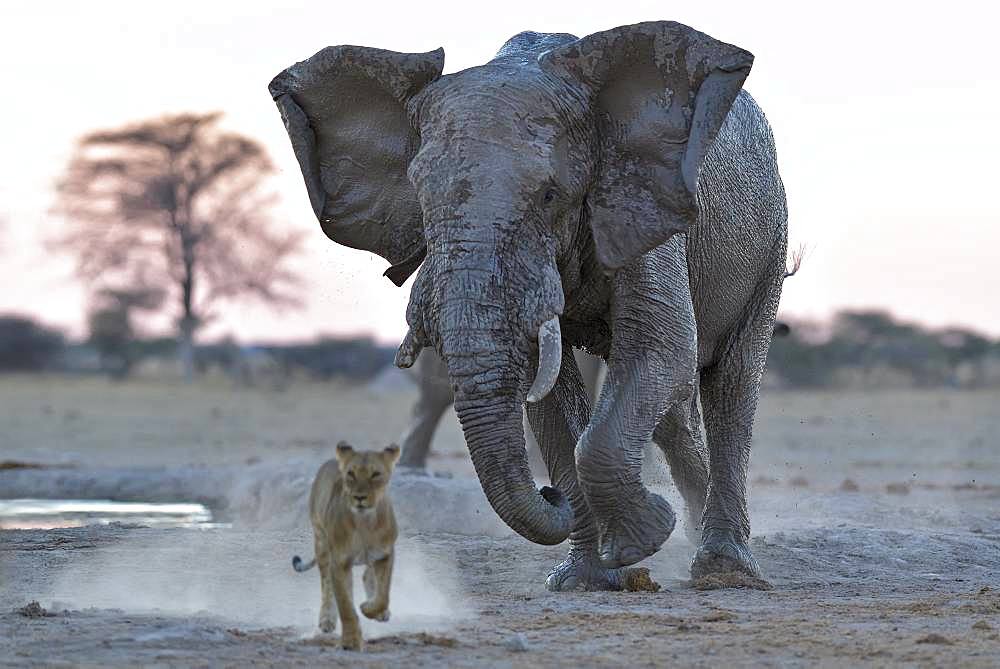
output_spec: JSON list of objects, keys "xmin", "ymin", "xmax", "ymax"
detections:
[{"xmin": 361, "ymin": 600, "xmax": 390, "ymax": 622}]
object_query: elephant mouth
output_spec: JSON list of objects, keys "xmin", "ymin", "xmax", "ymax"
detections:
[{"xmin": 395, "ymin": 313, "xmax": 563, "ymax": 406}]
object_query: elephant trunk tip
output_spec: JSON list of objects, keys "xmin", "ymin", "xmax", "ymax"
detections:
[{"xmin": 535, "ymin": 485, "xmax": 574, "ymax": 545}]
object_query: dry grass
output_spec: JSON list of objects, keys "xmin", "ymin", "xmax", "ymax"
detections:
[{"xmin": 3, "ymin": 375, "xmax": 998, "ymax": 494}]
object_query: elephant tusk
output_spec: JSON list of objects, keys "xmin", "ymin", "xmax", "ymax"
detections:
[
  {"xmin": 394, "ymin": 329, "xmax": 423, "ymax": 369},
  {"xmin": 526, "ymin": 317, "xmax": 562, "ymax": 403}
]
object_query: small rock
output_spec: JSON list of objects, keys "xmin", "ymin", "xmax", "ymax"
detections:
[
  {"xmin": 886, "ymin": 482, "xmax": 911, "ymax": 495},
  {"xmin": 622, "ymin": 567, "xmax": 661, "ymax": 592},
  {"xmin": 413, "ymin": 632, "xmax": 457, "ymax": 648},
  {"xmin": 753, "ymin": 475, "xmax": 780, "ymax": 486},
  {"xmin": 915, "ymin": 633, "xmax": 953, "ymax": 645},
  {"xmin": 692, "ymin": 572, "xmax": 773, "ymax": 591},
  {"xmin": 505, "ymin": 632, "xmax": 530, "ymax": 652},
  {"xmin": 702, "ymin": 609, "xmax": 737, "ymax": 622},
  {"xmin": 839, "ymin": 479, "xmax": 860, "ymax": 492},
  {"xmin": 17, "ymin": 601, "xmax": 54, "ymax": 618},
  {"xmin": 972, "ymin": 620, "xmax": 993, "ymax": 631},
  {"xmin": 676, "ymin": 622, "xmax": 702, "ymax": 632}
]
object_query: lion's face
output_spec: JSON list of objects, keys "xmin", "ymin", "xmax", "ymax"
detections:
[{"xmin": 335, "ymin": 442, "xmax": 400, "ymax": 511}]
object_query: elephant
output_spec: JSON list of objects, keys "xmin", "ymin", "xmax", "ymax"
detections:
[
  {"xmin": 269, "ymin": 20, "xmax": 788, "ymax": 590},
  {"xmin": 397, "ymin": 348, "xmax": 605, "ymax": 469}
]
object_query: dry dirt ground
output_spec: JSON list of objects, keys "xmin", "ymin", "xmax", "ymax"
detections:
[{"xmin": 1, "ymin": 375, "xmax": 999, "ymax": 667}]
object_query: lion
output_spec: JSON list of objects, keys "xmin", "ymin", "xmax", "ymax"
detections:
[{"xmin": 292, "ymin": 441, "xmax": 400, "ymax": 650}]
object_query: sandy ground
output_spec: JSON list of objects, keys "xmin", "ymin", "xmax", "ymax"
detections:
[{"xmin": 1, "ymin": 375, "xmax": 999, "ymax": 667}]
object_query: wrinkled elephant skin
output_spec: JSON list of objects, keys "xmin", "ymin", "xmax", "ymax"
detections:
[{"xmin": 270, "ymin": 21, "xmax": 788, "ymax": 588}]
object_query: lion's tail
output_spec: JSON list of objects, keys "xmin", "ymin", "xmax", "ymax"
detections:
[{"xmin": 292, "ymin": 555, "xmax": 316, "ymax": 572}]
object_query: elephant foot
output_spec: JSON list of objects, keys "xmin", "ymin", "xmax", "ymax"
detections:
[
  {"xmin": 546, "ymin": 550, "xmax": 656, "ymax": 592},
  {"xmin": 690, "ymin": 528, "xmax": 761, "ymax": 580},
  {"xmin": 597, "ymin": 491, "xmax": 676, "ymax": 569}
]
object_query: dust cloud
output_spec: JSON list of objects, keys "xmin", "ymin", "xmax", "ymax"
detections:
[{"xmin": 40, "ymin": 475, "xmax": 475, "ymax": 639}]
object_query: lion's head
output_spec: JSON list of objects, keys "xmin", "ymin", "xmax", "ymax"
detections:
[{"xmin": 335, "ymin": 441, "xmax": 400, "ymax": 511}]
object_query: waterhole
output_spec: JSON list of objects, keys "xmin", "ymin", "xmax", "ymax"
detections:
[{"xmin": 0, "ymin": 499, "xmax": 227, "ymax": 530}]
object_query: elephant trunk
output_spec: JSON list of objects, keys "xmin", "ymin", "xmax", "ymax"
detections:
[
  {"xmin": 444, "ymin": 332, "xmax": 573, "ymax": 545},
  {"xmin": 412, "ymin": 213, "xmax": 570, "ymax": 544}
]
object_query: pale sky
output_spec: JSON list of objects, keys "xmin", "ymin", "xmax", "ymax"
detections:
[{"xmin": 2, "ymin": 1, "xmax": 998, "ymax": 344}]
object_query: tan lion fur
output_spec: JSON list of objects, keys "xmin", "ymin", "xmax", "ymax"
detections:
[{"xmin": 292, "ymin": 441, "xmax": 400, "ymax": 650}]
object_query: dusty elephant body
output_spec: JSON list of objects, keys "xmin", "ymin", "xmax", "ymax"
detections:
[
  {"xmin": 397, "ymin": 348, "xmax": 605, "ymax": 469},
  {"xmin": 270, "ymin": 21, "xmax": 787, "ymax": 589}
]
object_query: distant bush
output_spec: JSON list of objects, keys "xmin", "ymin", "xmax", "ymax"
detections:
[
  {"xmin": 264, "ymin": 337, "xmax": 395, "ymax": 381},
  {"xmin": 0, "ymin": 316, "xmax": 66, "ymax": 371},
  {"xmin": 767, "ymin": 310, "xmax": 1000, "ymax": 389}
]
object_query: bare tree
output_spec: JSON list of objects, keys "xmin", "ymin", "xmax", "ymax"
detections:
[{"xmin": 54, "ymin": 112, "xmax": 302, "ymax": 380}]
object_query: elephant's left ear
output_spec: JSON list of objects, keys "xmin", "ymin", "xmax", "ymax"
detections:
[{"xmin": 539, "ymin": 21, "xmax": 752, "ymax": 270}]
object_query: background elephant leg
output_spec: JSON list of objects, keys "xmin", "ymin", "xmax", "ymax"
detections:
[
  {"xmin": 573, "ymin": 349, "xmax": 605, "ymax": 405},
  {"xmin": 652, "ymin": 391, "xmax": 709, "ymax": 544},
  {"xmin": 692, "ymin": 273, "xmax": 783, "ymax": 579},
  {"xmin": 527, "ymin": 347, "xmax": 642, "ymax": 591},
  {"xmin": 398, "ymin": 353, "xmax": 454, "ymax": 469},
  {"xmin": 397, "ymin": 392, "xmax": 452, "ymax": 468}
]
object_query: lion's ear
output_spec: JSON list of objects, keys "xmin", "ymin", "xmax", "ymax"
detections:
[
  {"xmin": 335, "ymin": 441, "xmax": 354, "ymax": 465},
  {"xmin": 383, "ymin": 443, "xmax": 401, "ymax": 466}
]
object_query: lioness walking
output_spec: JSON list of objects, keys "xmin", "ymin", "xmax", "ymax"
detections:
[{"xmin": 293, "ymin": 441, "xmax": 400, "ymax": 650}]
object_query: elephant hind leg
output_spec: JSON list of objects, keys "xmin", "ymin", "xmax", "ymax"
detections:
[
  {"xmin": 652, "ymin": 392, "xmax": 709, "ymax": 545},
  {"xmin": 693, "ymin": 267, "xmax": 784, "ymax": 580}
]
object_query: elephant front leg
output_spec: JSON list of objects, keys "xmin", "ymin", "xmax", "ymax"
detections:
[
  {"xmin": 527, "ymin": 347, "xmax": 643, "ymax": 591},
  {"xmin": 576, "ymin": 243, "xmax": 696, "ymax": 568}
]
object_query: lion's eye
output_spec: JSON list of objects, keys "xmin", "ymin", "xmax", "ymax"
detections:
[
  {"xmin": 371, "ymin": 471, "xmax": 381, "ymax": 480},
  {"xmin": 347, "ymin": 471, "xmax": 356, "ymax": 481}
]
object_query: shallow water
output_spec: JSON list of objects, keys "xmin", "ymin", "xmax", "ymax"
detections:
[{"xmin": 0, "ymin": 498, "xmax": 225, "ymax": 530}]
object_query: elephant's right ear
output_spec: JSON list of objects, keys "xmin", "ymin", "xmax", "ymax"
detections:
[{"xmin": 269, "ymin": 46, "xmax": 444, "ymax": 286}]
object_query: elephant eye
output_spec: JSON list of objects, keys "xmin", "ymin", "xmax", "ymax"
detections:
[{"xmin": 542, "ymin": 187, "xmax": 558, "ymax": 207}]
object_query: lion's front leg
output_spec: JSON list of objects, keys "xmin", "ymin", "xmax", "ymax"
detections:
[
  {"xmin": 332, "ymin": 561, "xmax": 362, "ymax": 650},
  {"xmin": 316, "ymin": 543, "xmax": 336, "ymax": 633},
  {"xmin": 360, "ymin": 552, "xmax": 393, "ymax": 622}
]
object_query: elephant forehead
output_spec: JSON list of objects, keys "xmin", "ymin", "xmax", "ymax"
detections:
[
  {"xmin": 411, "ymin": 135, "xmax": 564, "ymax": 208},
  {"xmin": 419, "ymin": 69, "xmax": 570, "ymax": 140}
]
